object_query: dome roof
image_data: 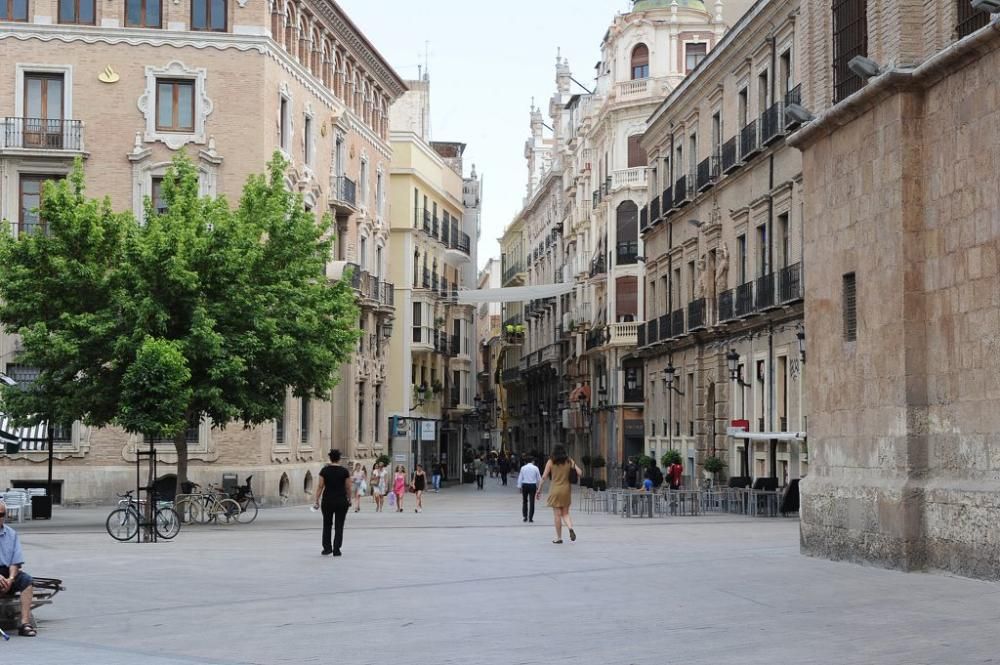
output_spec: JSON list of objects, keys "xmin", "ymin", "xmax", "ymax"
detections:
[{"xmin": 631, "ymin": 0, "xmax": 708, "ymax": 12}]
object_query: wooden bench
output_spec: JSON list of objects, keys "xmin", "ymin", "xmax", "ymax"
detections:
[{"xmin": 0, "ymin": 577, "xmax": 64, "ymax": 628}]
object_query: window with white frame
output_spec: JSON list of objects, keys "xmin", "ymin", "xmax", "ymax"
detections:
[
  {"xmin": 303, "ymin": 113, "xmax": 313, "ymax": 166},
  {"xmin": 359, "ymin": 157, "xmax": 369, "ymax": 209},
  {"xmin": 375, "ymin": 170, "xmax": 384, "ymax": 218},
  {"xmin": 138, "ymin": 61, "xmax": 213, "ymax": 150}
]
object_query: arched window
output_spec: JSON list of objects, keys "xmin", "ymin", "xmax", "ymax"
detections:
[
  {"xmin": 631, "ymin": 44, "xmax": 649, "ymax": 80},
  {"xmin": 616, "ymin": 201, "xmax": 638, "ymax": 265}
]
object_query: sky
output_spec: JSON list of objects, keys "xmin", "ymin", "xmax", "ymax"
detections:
[{"xmin": 337, "ymin": 0, "xmax": 635, "ymax": 269}]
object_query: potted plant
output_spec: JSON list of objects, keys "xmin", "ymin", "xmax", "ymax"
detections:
[
  {"xmin": 431, "ymin": 379, "xmax": 444, "ymax": 395},
  {"xmin": 375, "ymin": 454, "xmax": 391, "ymax": 468},
  {"xmin": 660, "ymin": 449, "xmax": 682, "ymax": 469},
  {"xmin": 636, "ymin": 454, "xmax": 654, "ymax": 470},
  {"xmin": 702, "ymin": 455, "xmax": 726, "ymax": 479}
]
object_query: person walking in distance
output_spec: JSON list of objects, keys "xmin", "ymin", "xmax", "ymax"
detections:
[
  {"xmin": 392, "ymin": 465, "xmax": 407, "ymax": 512},
  {"xmin": 431, "ymin": 462, "xmax": 442, "ymax": 493},
  {"xmin": 474, "ymin": 456, "xmax": 486, "ymax": 490},
  {"xmin": 351, "ymin": 463, "xmax": 366, "ymax": 513},
  {"xmin": 313, "ymin": 449, "xmax": 352, "ymax": 556},
  {"xmin": 412, "ymin": 464, "xmax": 427, "ymax": 513},
  {"xmin": 668, "ymin": 460, "xmax": 684, "ymax": 491},
  {"xmin": 517, "ymin": 456, "xmax": 542, "ymax": 523},
  {"xmin": 537, "ymin": 445, "xmax": 583, "ymax": 544},
  {"xmin": 371, "ymin": 462, "xmax": 386, "ymax": 512},
  {"xmin": 498, "ymin": 455, "xmax": 510, "ymax": 487}
]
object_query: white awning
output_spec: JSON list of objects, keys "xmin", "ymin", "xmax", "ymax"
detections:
[
  {"xmin": 454, "ymin": 283, "xmax": 576, "ymax": 305},
  {"xmin": 726, "ymin": 427, "xmax": 806, "ymax": 442},
  {"xmin": 0, "ymin": 415, "xmax": 49, "ymax": 450}
]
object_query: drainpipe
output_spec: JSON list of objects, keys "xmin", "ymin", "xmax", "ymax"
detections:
[{"xmin": 767, "ymin": 31, "xmax": 778, "ymax": 480}]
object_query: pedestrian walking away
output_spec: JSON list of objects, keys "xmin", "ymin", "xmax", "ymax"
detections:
[
  {"xmin": 517, "ymin": 456, "xmax": 542, "ymax": 523},
  {"xmin": 314, "ymin": 450, "xmax": 352, "ymax": 556},
  {"xmin": 370, "ymin": 462, "xmax": 387, "ymax": 512},
  {"xmin": 537, "ymin": 445, "xmax": 583, "ymax": 544},
  {"xmin": 474, "ymin": 457, "xmax": 486, "ymax": 490},
  {"xmin": 431, "ymin": 462, "xmax": 442, "ymax": 492},
  {"xmin": 498, "ymin": 456, "xmax": 510, "ymax": 486},
  {"xmin": 412, "ymin": 464, "xmax": 427, "ymax": 512},
  {"xmin": 393, "ymin": 465, "xmax": 407, "ymax": 512},
  {"xmin": 0, "ymin": 500, "xmax": 36, "ymax": 636},
  {"xmin": 351, "ymin": 463, "xmax": 367, "ymax": 512}
]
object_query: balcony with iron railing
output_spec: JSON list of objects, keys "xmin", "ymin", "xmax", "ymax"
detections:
[
  {"xmin": 687, "ymin": 298, "xmax": 706, "ymax": 331},
  {"xmin": 721, "ymin": 136, "xmax": 739, "ymax": 174},
  {"xmin": 778, "ymin": 262, "xmax": 803, "ymax": 303},
  {"xmin": 421, "ymin": 267, "xmax": 431, "ymax": 289},
  {"xmin": 502, "ymin": 262, "xmax": 525, "ymax": 285},
  {"xmin": 755, "ymin": 272, "xmax": 776, "ymax": 310},
  {"xmin": 658, "ymin": 313, "xmax": 670, "ymax": 340},
  {"xmin": 501, "ymin": 367, "xmax": 521, "ymax": 383},
  {"xmin": 646, "ymin": 317, "xmax": 658, "ymax": 345},
  {"xmin": 718, "ymin": 288, "xmax": 735, "ymax": 322},
  {"xmin": 1, "ymin": 118, "xmax": 84, "ymax": 152},
  {"xmin": 331, "ymin": 175, "xmax": 357, "ymax": 211},
  {"xmin": 661, "ymin": 186, "xmax": 672, "ymax": 215},
  {"xmin": 649, "ymin": 195, "xmax": 660, "ymax": 223},
  {"xmin": 616, "ymin": 241, "xmax": 639, "ymax": 265},
  {"xmin": 673, "ymin": 174, "xmax": 690, "ymax": 206},
  {"xmin": 637, "ymin": 322, "xmax": 646, "ymax": 348},
  {"xmin": 740, "ymin": 119, "xmax": 760, "ymax": 161},
  {"xmin": 735, "ymin": 281, "xmax": 754, "ymax": 317},
  {"xmin": 585, "ymin": 327, "xmax": 605, "ymax": 350},
  {"xmin": 640, "ymin": 206, "xmax": 649, "ymax": 233},
  {"xmin": 589, "ymin": 254, "xmax": 606, "ymax": 278},
  {"xmin": 784, "ymin": 84, "xmax": 804, "ymax": 130},
  {"xmin": 957, "ymin": 0, "xmax": 991, "ymax": 38},
  {"xmin": 379, "ymin": 281, "xmax": 395, "ymax": 308},
  {"xmin": 696, "ymin": 156, "xmax": 720, "ymax": 192},
  {"xmin": 760, "ymin": 102, "xmax": 786, "ymax": 145},
  {"xmin": 623, "ymin": 384, "xmax": 644, "ymax": 403},
  {"xmin": 671, "ymin": 308, "xmax": 685, "ymax": 337}
]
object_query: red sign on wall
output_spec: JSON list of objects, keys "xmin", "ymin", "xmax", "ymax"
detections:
[{"xmin": 731, "ymin": 419, "xmax": 750, "ymax": 431}]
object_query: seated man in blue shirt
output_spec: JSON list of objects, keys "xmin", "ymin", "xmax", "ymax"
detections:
[{"xmin": 0, "ymin": 500, "xmax": 36, "ymax": 636}]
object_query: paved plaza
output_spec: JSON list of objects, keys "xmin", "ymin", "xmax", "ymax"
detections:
[{"xmin": 3, "ymin": 483, "xmax": 1000, "ymax": 664}]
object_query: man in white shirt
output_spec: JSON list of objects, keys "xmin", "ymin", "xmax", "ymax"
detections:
[{"xmin": 516, "ymin": 457, "xmax": 542, "ymax": 523}]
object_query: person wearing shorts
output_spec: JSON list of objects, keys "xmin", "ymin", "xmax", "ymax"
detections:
[{"xmin": 0, "ymin": 500, "xmax": 36, "ymax": 636}]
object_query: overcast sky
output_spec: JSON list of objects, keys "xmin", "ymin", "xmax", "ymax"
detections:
[{"xmin": 338, "ymin": 0, "xmax": 633, "ymax": 268}]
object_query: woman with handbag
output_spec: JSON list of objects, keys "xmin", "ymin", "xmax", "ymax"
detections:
[
  {"xmin": 537, "ymin": 445, "xmax": 583, "ymax": 544},
  {"xmin": 370, "ymin": 462, "xmax": 386, "ymax": 512}
]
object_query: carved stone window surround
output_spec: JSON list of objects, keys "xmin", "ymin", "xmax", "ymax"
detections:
[{"xmin": 137, "ymin": 60, "xmax": 213, "ymax": 150}]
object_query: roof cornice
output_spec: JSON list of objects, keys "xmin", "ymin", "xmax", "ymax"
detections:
[{"xmin": 323, "ymin": 1, "xmax": 408, "ymax": 98}]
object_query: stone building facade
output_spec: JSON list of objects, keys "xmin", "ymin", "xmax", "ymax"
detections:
[
  {"xmin": 788, "ymin": 1, "xmax": 1000, "ymax": 578},
  {"xmin": 385, "ymin": 76, "xmax": 480, "ymax": 480},
  {"xmin": 0, "ymin": 0, "xmax": 404, "ymax": 503},
  {"xmin": 639, "ymin": 0, "xmax": 806, "ymax": 488}
]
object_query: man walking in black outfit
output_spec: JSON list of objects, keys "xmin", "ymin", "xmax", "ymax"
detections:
[
  {"xmin": 499, "ymin": 456, "xmax": 510, "ymax": 486},
  {"xmin": 517, "ymin": 456, "xmax": 542, "ymax": 522},
  {"xmin": 314, "ymin": 449, "xmax": 352, "ymax": 556}
]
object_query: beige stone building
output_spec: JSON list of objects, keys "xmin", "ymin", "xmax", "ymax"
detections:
[
  {"xmin": 787, "ymin": 1, "xmax": 1000, "ymax": 578},
  {"xmin": 0, "ymin": 0, "xmax": 404, "ymax": 503},
  {"xmin": 639, "ymin": 0, "xmax": 806, "ymax": 488},
  {"xmin": 385, "ymin": 77, "xmax": 480, "ymax": 480}
]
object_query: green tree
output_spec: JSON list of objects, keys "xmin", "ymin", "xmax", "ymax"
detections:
[{"xmin": 0, "ymin": 153, "xmax": 360, "ymax": 493}]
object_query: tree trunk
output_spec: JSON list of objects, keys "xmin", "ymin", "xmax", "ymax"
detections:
[{"xmin": 174, "ymin": 431, "xmax": 189, "ymax": 498}]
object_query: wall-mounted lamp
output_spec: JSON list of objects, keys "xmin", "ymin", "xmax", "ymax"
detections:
[
  {"xmin": 687, "ymin": 218, "xmax": 704, "ymax": 229},
  {"xmin": 662, "ymin": 363, "xmax": 685, "ymax": 395},
  {"xmin": 796, "ymin": 329, "xmax": 806, "ymax": 365},
  {"xmin": 382, "ymin": 321, "xmax": 394, "ymax": 338},
  {"xmin": 784, "ymin": 103, "xmax": 815, "ymax": 126},
  {"xmin": 726, "ymin": 349, "xmax": 751, "ymax": 388}
]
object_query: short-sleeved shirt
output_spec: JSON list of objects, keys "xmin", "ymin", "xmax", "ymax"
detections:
[
  {"xmin": 0, "ymin": 524, "xmax": 25, "ymax": 567},
  {"xmin": 320, "ymin": 464, "xmax": 351, "ymax": 504},
  {"xmin": 642, "ymin": 478, "xmax": 654, "ymax": 491}
]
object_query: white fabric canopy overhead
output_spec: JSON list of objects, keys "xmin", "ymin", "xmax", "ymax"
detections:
[
  {"xmin": 726, "ymin": 427, "xmax": 806, "ymax": 442},
  {"xmin": 455, "ymin": 283, "xmax": 576, "ymax": 305}
]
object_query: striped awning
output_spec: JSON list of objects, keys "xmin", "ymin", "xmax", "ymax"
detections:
[{"xmin": 0, "ymin": 414, "xmax": 50, "ymax": 450}]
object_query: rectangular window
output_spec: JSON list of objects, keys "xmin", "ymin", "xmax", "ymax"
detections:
[
  {"xmin": 738, "ymin": 87, "xmax": 748, "ymax": 127},
  {"xmin": 191, "ymin": 0, "xmax": 225, "ymax": 31},
  {"xmin": 151, "ymin": 176, "xmax": 168, "ymax": 215},
  {"xmin": 359, "ymin": 159, "xmax": 369, "ymax": 207},
  {"xmin": 359, "ymin": 236, "xmax": 367, "ymax": 271},
  {"xmin": 376, "ymin": 172, "xmax": 384, "ymax": 217},
  {"xmin": 52, "ymin": 421, "xmax": 73, "ymax": 444},
  {"xmin": 374, "ymin": 395, "xmax": 380, "ymax": 443},
  {"xmin": 275, "ymin": 398, "xmax": 285, "ymax": 445},
  {"xmin": 832, "ymin": 0, "xmax": 868, "ymax": 103},
  {"xmin": 711, "ymin": 111, "xmax": 722, "ymax": 156},
  {"xmin": 125, "ymin": 0, "xmax": 161, "ymax": 27},
  {"xmin": 156, "ymin": 79, "xmax": 194, "ymax": 132},
  {"xmin": 779, "ymin": 50, "xmax": 792, "ymax": 98},
  {"xmin": 843, "ymin": 272, "xmax": 857, "ymax": 341},
  {"xmin": 627, "ymin": 134, "xmax": 646, "ymax": 168},
  {"xmin": 279, "ymin": 96, "xmax": 289, "ymax": 150},
  {"xmin": 687, "ymin": 260, "xmax": 695, "ymax": 301},
  {"xmin": 756, "ymin": 224, "xmax": 768, "ymax": 277},
  {"xmin": 685, "ymin": 42, "xmax": 707, "ymax": 74},
  {"xmin": 19, "ymin": 174, "xmax": 62, "ymax": 237},
  {"xmin": 357, "ymin": 398, "xmax": 364, "ymax": 442},
  {"xmin": 59, "ymin": 0, "xmax": 94, "ymax": 23},
  {"xmin": 0, "ymin": 0, "xmax": 28, "ymax": 21},
  {"xmin": 304, "ymin": 115, "xmax": 313, "ymax": 166},
  {"xmin": 688, "ymin": 133, "xmax": 697, "ymax": 173},
  {"xmin": 737, "ymin": 234, "xmax": 747, "ymax": 284},
  {"xmin": 145, "ymin": 425, "xmax": 199, "ymax": 445},
  {"xmin": 300, "ymin": 397, "xmax": 310, "ymax": 444},
  {"xmin": 957, "ymin": 0, "xmax": 991, "ymax": 39},
  {"xmin": 23, "ymin": 73, "xmax": 65, "ymax": 149},
  {"xmin": 778, "ymin": 213, "xmax": 789, "ymax": 268},
  {"xmin": 758, "ymin": 70, "xmax": 769, "ymax": 113}
]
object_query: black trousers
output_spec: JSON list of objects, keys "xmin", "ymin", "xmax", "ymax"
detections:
[
  {"xmin": 321, "ymin": 500, "xmax": 349, "ymax": 552},
  {"xmin": 500, "ymin": 472, "xmax": 508, "ymax": 486},
  {"xmin": 521, "ymin": 483, "xmax": 537, "ymax": 521},
  {"xmin": 476, "ymin": 474, "xmax": 485, "ymax": 489}
]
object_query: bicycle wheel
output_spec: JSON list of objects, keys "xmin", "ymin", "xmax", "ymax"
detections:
[
  {"xmin": 174, "ymin": 498, "xmax": 197, "ymax": 524},
  {"xmin": 155, "ymin": 507, "xmax": 181, "ymax": 539},
  {"xmin": 105, "ymin": 508, "xmax": 139, "ymax": 542},
  {"xmin": 236, "ymin": 497, "xmax": 259, "ymax": 524},
  {"xmin": 216, "ymin": 498, "xmax": 241, "ymax": 524},
  {"xmin": 196, "ymin": 497, "xmax": 213, "ymax": 524}
]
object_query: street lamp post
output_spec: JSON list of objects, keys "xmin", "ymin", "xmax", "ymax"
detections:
[
  {"xmin": 662, "ymin": 362, "xmax": 684, "ymax": 463},
  {"xmin": 726, "ymin": 349, "xmax": 752, "ymax": 477}
]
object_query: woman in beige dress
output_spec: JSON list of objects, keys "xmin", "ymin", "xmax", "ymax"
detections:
[{"xmin": 537, "ymin": 445, "xmax": 583, "ymax": 544}]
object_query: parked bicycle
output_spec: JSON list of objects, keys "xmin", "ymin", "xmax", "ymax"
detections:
[
  {"xmin": 105, "ymin": 490, "xmax": 181, "ymax": 541},
  {"xmin": 173, "ymin": 483, "xmax": 240, "ymax": 525},
  {"xmin": 229, "ymin": 475, "xmax": 259, "ymax": 524}
]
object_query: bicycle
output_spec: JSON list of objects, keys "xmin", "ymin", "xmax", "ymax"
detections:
[
  {"xmin": 174, "ymin": 483, "xmax": 240, "ymax": 525},
  {"xmin": 105, "ymin": 490, "xmax": 181, "ymax": 541},
  {"xmin": 229, "ymin": 475, "xmax": 259, "ymax": 524}
]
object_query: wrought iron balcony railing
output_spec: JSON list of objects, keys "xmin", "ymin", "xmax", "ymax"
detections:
[
  {"xmin": 696, "ymin": 156, "xmax": 719, "ymax": 192},
  {"xmin": 718, "ymin": 288, "xmax": 735, "ymax": 322},
  {"xmin": 735, "ymin": 281, "xmax": 754, "ymax": 317},
  {"xmin": 673, "ymin": 174, "xmax": 690, "ymax": 206},
  {"xmin": 740, "ymin": 119, "xmax": 760, "ymax": 161},
  {"xmin": 333, "ymin": 175, "xmax": 357, "ymax": 207},
  {"xmin": 687, "ymin": 298, "xmax": 706, "ymax": 331},
  {"xmin": 778, "ymin": 262, "xmax": 803, "ymax": 303},
  {"xmin": 755, "ymin": 272, "xmax": 776, "ymax": 310},
  {"xmin": 671, "ymin": 308, "xmax": 685, "ymax": 337},
  {"xmin": 616, "ymin": 241, "xmax": 638, "ymax": 266},
  {"xmin": 2, "ymin": 117, "xmax": 83, "ymax": 151},
  {"xmin": 721, "ymin": 136, "xmax": 739, "ymax": 174},
  {"xmin": 761, "ymin": 102, "xmax": 786, "ymax": 145}
]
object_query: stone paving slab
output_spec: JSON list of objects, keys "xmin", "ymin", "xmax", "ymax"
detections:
[{"xmin": 3, "ymin": 484, "xmax": 999, "ymax": 664}]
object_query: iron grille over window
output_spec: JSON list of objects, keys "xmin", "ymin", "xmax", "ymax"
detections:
[
  {"xmin": 832, "ymin": 0, "xmax": 868, "ymax": 103},
  {"xmin": 956, "ymin": 0, "xmax": 990, "ymax": 38},
  {"xmin": 842, "ymin": 272, "xmax": 857, "ymax": 341}
]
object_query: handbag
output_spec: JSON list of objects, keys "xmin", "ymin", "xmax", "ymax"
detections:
[
  {"xmin": 569, "ymin": 462, "xmax": 579, "ymax": 484},
  {"xmin": 387, "ymin": 491, "xmax": 396, "ymax": 507}
]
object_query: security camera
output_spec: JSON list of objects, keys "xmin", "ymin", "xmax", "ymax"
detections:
[
  {"xmin": 971, "ymin": 0, "xmax": 1000, "ymax": 12},
  {"xmin": 848, "ymin": 55, "xmax": 881, "ymax": 80},
  {"xmin": 784, "ymin": 102, "xmax": 815, "ymax": 125},
  {"xmin": 687, "ymin": 219, "xmax": 704, "ymax": 228}
]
